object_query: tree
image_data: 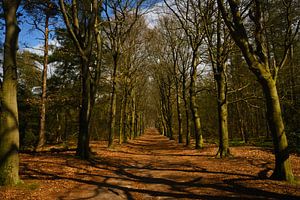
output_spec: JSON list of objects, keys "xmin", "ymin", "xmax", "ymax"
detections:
[
  {"xmin": 24, "ymin": 0, "xmax": 58, "ymax": 150},
  {"xmin": 103, "ymin": 0, "xmax": 147, "ymax": 148},
  {"xmin": 217, "ymin": 0, "xmax": 298, "ymax": 182},
  {"xmin": 201, "ymin": 0, "xmax": 232, "ymax": 157},
  {"xmin": 165, "ymin": 0, "xmax": 206, "ymax": 149},
  {"xmin": 0, "ymin": 0, "xmax": 21, "ymax": 186},
  {"xmin": 59, "ymin": 0, "xmax": 100, "ymax": 159}
]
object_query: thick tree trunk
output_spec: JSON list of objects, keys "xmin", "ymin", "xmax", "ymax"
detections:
[
  {"xmin": 37, "ymin": 15, "xmax": 49, "ymax": 150},
  {"xmin": 261, "ymin": 77, "xmax": 294, "ymax": 182},
  {"xmin": 217, "ymin": 0, "xmax": 294, "ymax": 182},
  {"xmin": 76, "ymin": 59, "xmax": 91, "ymax": 159},
  {"xmin": 0, "ymin": 0, "xmax": 21, "ymax": 186},
  {"xmin": 215, "ymin": 70, "xmax": 230, "ymax": 158},
  {"xmin": 189, "ymin": 56, "xmax": 203, "ymax": 149}
]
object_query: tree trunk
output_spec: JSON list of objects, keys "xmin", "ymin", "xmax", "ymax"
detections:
[
  {"xmin": 0, "ymin": 0, "xmax": 21, "ymax": 186},
  {"xmin": 182, "ymin": 74, "xmax": 190, "ymax": 146},
  {"xmin": 130, "ymin": 93, "xmax": 136, "ymax": 139},
  {"xmin": 166, "ymin": 83, "xmax": 174, "ymax": 140},
  {"xmin": 217, "ymin": 0, "xmax": 294, "ymax": 182},
  {"xmin": 176, "ymin": 90, "xmax": 183, "ymax": 143},
  {"xmin": 37, "ymin": 15, "xmax": 50, "ymax": 150},
  {"xmin": 215, "ymin": 70, "xmax": 230, "ymax": 157},
  {"xmin": 122, "ymin": 90, "xmax": 129, "ymax": 143},
  {"xmin": 189, "ymin": 56, "xmax": 203, "ymax": 149},
  {"xmin": 261, "ymin": 77, "xmax": 294, "ymax": 182},
  {"xmin": 119, "ymin": 96, "xmax": 124, "ymax": 144},
  {"xmin": 108, "ymin": 54, "xmax": 118, "ymax": 148},
  {"xmin": 76, "ymin": 59, "xmax": 91, "ymax": 159}
]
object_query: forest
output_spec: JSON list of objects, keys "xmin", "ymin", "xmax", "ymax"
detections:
[{"xmin": 0, "ymin": 0, "xmax": 300, "ymax": 199}]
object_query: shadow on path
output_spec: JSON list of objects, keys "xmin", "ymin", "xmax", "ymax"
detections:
[{"xmin": 20, "ymin": 128, "xmax": 300, "ymax": 200}]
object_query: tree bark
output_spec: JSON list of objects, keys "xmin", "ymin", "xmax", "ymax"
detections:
[
  {"xmin": 216, "ymin": 69, "xmax": 230, "ymax": 157},
  {"xmin": 189, "ymin": 55, "xmax": 203, "ymax": 149},
  {"xmin": 0, "ymin": 0, "xmax": 21, "ymax": 186},
  {"xmin": 76, "ymin": 59, "xmax": 91, "ymax": 159},
  {"xmin": 261, "ymin": 77, "xmax": 293, "ymax": 182},
  {"xmin": 182, "ymin": 73, "xmax": 190, "ymax": 146}
]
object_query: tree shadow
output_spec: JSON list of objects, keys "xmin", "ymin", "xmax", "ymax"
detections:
[
  {"xmin": 18, "ymin": 151, "xmax": 300, "ymax": 200},
  {"xmin": 17, "ymin": 129, "xmax": 300, "ymax": 199}
]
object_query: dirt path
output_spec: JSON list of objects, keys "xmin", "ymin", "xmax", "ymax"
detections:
[{"xmin": 1, "ymin": 128, "xmax": 300, "ymax": 199}]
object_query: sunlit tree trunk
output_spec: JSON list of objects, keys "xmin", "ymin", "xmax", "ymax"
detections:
[
  {"xmin": 189, "ymin": 54, "xmax": 203, "ymax": 149},
  {"xmin": 0, "ymin": 0, "xmax": 21, "ymax": 186},
  {"xmin": 218, "ymin": 0, "xmax": 295, "ymax": 182},
  {"xmin": 215, "ymin": 67, "xmax": 230, "ymax": 157},
  {"xmin": 261, "ymin": 76, "xmax": 293, "ymax": 181},
  {"xmin": 182, "ymin": 72, "xmax": 190, "ymax": 146}
]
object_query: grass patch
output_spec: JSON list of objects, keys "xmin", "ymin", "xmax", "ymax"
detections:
[{"xmin": 16, "ymin": 181, "xmax": 40, "ymax": 190}]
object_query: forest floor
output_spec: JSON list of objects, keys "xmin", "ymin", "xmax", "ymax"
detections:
[{"xmin": 1, "ymin": 128, "xmax": 300, "ymax": 200}]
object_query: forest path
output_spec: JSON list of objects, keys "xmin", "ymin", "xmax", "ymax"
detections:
[
  {"xmin": 54, "ymin": 128, "xmax": 300, "ymax": 200},
  {"xmin": 1, "ymin": 128, "xmax": 300, "ymax": 200}
]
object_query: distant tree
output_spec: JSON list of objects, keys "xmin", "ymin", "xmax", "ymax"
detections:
[
  {"xmin": 0, "ymin": 0, "xmax": 21, "ymax": 186},
  {"xmin": 165, "ymin": 0, "xmax": 206, "ymax": 149},
  {"xmin": 103, "ymin": 0, "xmax": 147, "ymax": 148}
]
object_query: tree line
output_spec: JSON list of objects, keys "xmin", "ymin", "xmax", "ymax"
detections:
[{"xmin": 0, "ymin": 0, "xmax": 299, "ymax": 186}]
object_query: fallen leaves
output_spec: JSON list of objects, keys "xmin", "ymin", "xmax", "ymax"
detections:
[{"xmin": 0, "ymin": 128, "xmax": 299, "ymax": 199}]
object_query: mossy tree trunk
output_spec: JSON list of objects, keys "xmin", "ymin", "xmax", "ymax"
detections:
[
  {"xmin": 0, "ymin": 0, "xmax": 21, "ymax": 186},
  {"xmin": 218, "ymin": 0, "xmax": 295, "ymax": 182},
  {"xmin": 203, "ymin": 7, "xmax": 231, "ymax": 157},
  {"xmin": 189, "ymin": 54, "xmax": 203, "ymax": 149},
  {"xmin": 215, "ymin": 68, "xmax": 230, "ymax": 157}
]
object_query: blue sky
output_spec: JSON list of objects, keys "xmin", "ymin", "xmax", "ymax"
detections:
[{"xmin": 19, "ymin": 20, "xmax": 43, "ymax": 48}]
